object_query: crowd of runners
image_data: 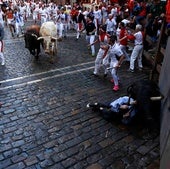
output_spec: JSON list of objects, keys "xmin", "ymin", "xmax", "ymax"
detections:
[{"xmin": 0, "ymin": 0, "xmax": 167, "ymax": 91}]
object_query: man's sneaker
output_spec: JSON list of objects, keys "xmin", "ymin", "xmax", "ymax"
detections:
[
  {"xmin": 1, "ymin": 62, "xmax": 5, "ymax": 66},
  {"xmin": 113, "ymin": 85, "xmax": 119, "ymax": 91},
  {"xmin": 128, "ymin": 68, "xmax": 134, "ymax": 73}
]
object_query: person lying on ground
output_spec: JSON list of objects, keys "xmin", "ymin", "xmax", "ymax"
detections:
[{"xmin": 87, "ymin": 95, "xmax": 137, "ymax": 125}]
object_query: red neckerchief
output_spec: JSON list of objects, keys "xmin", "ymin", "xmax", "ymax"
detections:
[{"xmin": 99, "ymin": 32, "xmax": 107, "ymax": 42}]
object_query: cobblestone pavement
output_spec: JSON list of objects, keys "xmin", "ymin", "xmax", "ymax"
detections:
[{"xmin": 0, "ymin": 19, "xmax": 159, "ymax": 169}]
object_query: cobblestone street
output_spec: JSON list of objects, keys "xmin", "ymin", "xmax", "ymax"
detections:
[{"xmin": 0, "ymin": 19, "xmax": 160, "ymax": 169}]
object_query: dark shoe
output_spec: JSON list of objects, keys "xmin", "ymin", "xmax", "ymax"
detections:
[
  {"xmin": 87, "ymin": 102, "xmax": 98, "ymax": 108},
  {"xmin": 103, "ymin": 73, "xmax": 107, "ymax": 78},
  {"xmin": 128, "ymin": 68, "xmax": 134, "ymax": 73},
  {"xmin": 138, "ymin": 67, "xmax": 143, "ymax": 71},
  {"xmin": 92, "ymin": 73, "xmax": 99, "ymax": 77},
  {"xmin": 87, "ymin": 103, "xmax": 101, "ymax": 111}
]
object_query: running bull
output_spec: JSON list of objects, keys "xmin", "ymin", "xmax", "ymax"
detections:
[
  {"xmin": 24, "ymin": 25, "xmax": 41, "ymax": 60},
  {"xmin": 38, "ymin": 21, "xmax": 58, "ymax": 63},
  {"xmin": 127, "ymin": 79, "xmax": 163, "ymax": 128},
  {"xmin": 24, "ymin": 21, "xmax": 58, "ymax": 62}
]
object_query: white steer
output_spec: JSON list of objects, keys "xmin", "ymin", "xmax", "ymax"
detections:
[{"xmin": 38, "ymin": 21, "xmax": 58, "ymax": 62}]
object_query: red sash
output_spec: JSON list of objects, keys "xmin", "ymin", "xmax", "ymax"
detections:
[{"xmin": 78, "ymin": 23, "xmax": 82, "ymax": 30}]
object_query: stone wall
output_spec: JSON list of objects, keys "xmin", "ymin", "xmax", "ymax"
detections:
[{"xmin": 159, "ymin": 36, "xmax": 170, "ymax": 169}]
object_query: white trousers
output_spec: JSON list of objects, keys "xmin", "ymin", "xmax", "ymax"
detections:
[
  {"xmin": 94, "ymin": 48, "xmax": 104, "ymax": 74},
  {"xmin": 57, "ymin": 23, "xmax": 67, "ymax": 38},
  {"xmin": 0, "ymin": 40, "xmax": 5, "ymax": 65},
  {"xmin": 110, "ymin": 61, "xmax": 119, "ymax": 86},
  {"xmin": 120, "ymin": 45, "xmax": 130, "ymax": 61},
  {"xmin": 15, "ymin": 22, "xmax": 24, "ymax": 35},
  {"xmin": 130, "ymin": 45, "xmax": 143, "ymax": 70},
  {"xmin": 57, "ymin": 23, "xmax": 63, "ymax": 38},
  {"xmin": 86, "ymin": 35, "xmax": 95, "ymax": 55},
  {"xmin": 41, "ymin": 16, "xmax": 47, "ymax": 25},
  {"xmin": 103, "ymin": 54, "xmax": 110, "ymax": 74},
  {"xmin": 62, "ymin": 23, "xmax": 68, "ymax": 37}
]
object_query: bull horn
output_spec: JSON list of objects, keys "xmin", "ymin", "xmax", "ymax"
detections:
[
  {"xmin": 150, "ymin": 96, "xmax": 163, "ymax": 101},
  {"xmin": 37, "ymin": 37, "xmax": 44, "ymax": 40},
  {"xmin": 51, "ymin": 37, "xmax": 58, "ymax": 40},
  {"xmin": 31, "ymin": 33, "xmax": 38, "ymax": 38}
]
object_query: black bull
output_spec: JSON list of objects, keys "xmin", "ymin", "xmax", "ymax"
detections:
[
  {"xmin": 24, "ymin": 25, "xmax": 41, "ymax": 60},
  {"xmin": 127, "ymin": 79, "xmax": 163, "ymax": 128}
]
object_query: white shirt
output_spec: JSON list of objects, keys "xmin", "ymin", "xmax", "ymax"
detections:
[
  {"xmin": 83, "ymin": 10, "xmax": 89, "ymax": 19},
  {"xmin": 110, "ymin": 96, "xmax": 135, "ymax": 112},
  {"xmin": 134, "ymin": 31, "xmax": 143, "ymax": 45},
  {"xmin": 33, "ymin": 5, "xmax": 39, "ymax": 16},
  {"xmin": 60, "ymin": 13, "xmax": 67, "ymax": 23},
  {"xmin": 19, "ymin": 6, "xmax": 26, "ymax": 16},
  {"xmin": 57, "ymin": 13, "xmax": 67, "ymax": 24},
  {"xmin": 108, "ymin": 43, "xmax": 123, "ymax": 67},
  {"xmin": 0, "ymin": 10, "xmax": 4, "ymax": 27},
  {"xmin": 0, "ymin": 10, "xmax": 4, "ymax": 20},
  {"xmin": 101, "ymin": 6, "xmax": 108, "ymax": 17},
  {"xmin": 105, "ymin": 18, "xmax": 117, "ymax": 32},
  {"xmin": 111, "ymin": 7, "xmax": 118, "ymax": 17},
  {"xmin": 39, "ymin": 8, "xmax": 47, "ymax": 18},
  {"xmin": 121, "ymin": 19, "xmax": 130, "ymax": 26},
  {"xmin": 116, "ymin": 27, "xmax": 121, "ymax": 40},
  {"xmin": 93, "ymin": 10, "xmax": 102, "ymax": 20}
]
